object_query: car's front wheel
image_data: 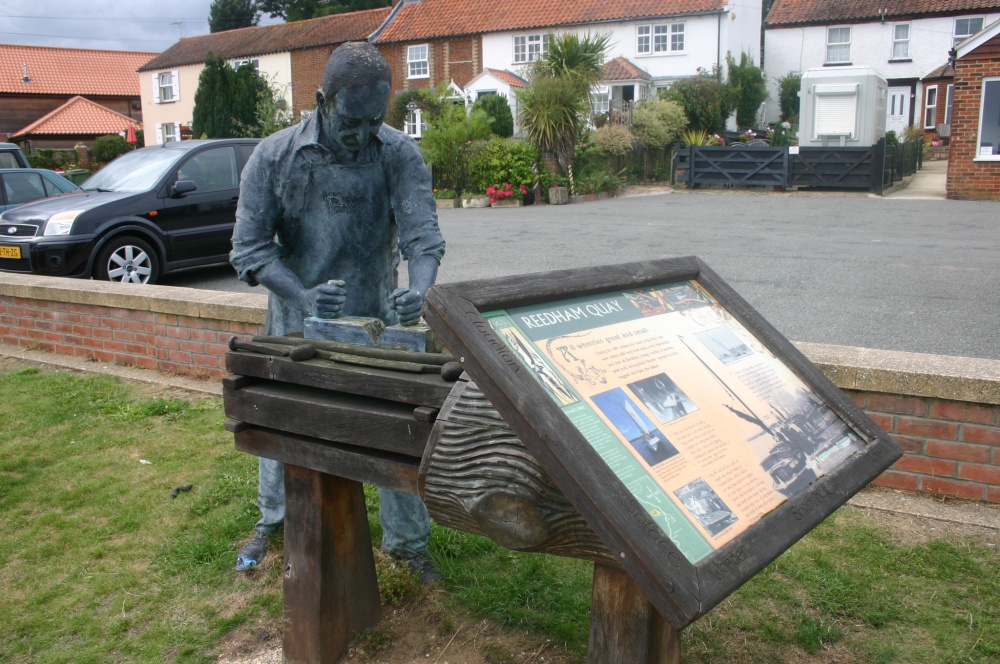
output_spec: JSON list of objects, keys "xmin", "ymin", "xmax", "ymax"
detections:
[{"xmin": 94, "ymin": 236, "xmax": 160, "ymax": 284}]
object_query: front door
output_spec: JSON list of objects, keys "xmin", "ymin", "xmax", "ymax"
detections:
[{"xmin": 886, "ymin": 87, "xmax": 910, "ymax": 135}]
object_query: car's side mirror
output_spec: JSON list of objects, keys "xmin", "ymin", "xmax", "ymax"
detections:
[{"xmin": 172, "ymin": 180, "xmax": 197, "ymax": 197}]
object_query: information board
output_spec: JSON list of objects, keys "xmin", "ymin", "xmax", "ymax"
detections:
[{"xmin": 424, "ymin": 257, "xmax": 902, "ymax": 628}]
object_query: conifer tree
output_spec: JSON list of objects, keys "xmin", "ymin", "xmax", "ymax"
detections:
[{"xmin": 208, "ymin": 0, "xmax": 259, "ymax": 33}]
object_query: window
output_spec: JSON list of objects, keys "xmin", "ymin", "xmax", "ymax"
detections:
[
  {"xmin": 826, "ymin": 27, "xmax": 851, "ymax": 64},
  {"xmin": 514, "ymin": 34, "xmax": 549, "ymax": 63},
  {"xmin": 591, "ymin": 85, "xmax": 609, "ymax": 114},
  {"xmin": 924, "ymin": 86, "xmax": 938, "ymax": 129},
  {"xmin": 153, "ymin": 70, "xmax": 179, "ymax": 104},
  {"xmin": 955, "ymin": 17, "xmax": 984, "ymax": 45},
  {"xmin": 975, "ymin": 77, "xmax": 1000, "ymax": 159},
  {"xmin": 176, "ymin": 147, "xmax": 238, "ymax": 193},
  {"xmin": 3, "ymin": 172, "xmax": 46, "ymax": 206},
  {"xmin": 637, "ymin": 23, "xmax": 685, "ymax": 54},
  {"xmin": 814, "ymin": 84, "xmax": 858, "ymax": 139},
  {"xmin": 945, "ymin": 84, "xmax": 954, "ymax": 125},
  {"xmin": 892, "ymin": 23, "xmax": 909, "ymax": 59},
  {"xmin": 157, "ymin": 122, "xmax": 178, "ymax": 144},
  {"xmin": 232, "ymin": 58, "xmax": 260, "ymax": 72},
  {"xmin": 404, "ymin": 107, "xmax": 424, "ymax": 138},
  {"xmin": 407, "ymin": 45, "xmax": 429, "ymax": 79},
  {"xmin": 476, "ymin": 90, "xmax": 497, "ymax": 99}
]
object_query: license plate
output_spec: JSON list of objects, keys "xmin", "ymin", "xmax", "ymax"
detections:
[{"xmin": 0, "ymin": 245, "xmax": 21, "ymax": 259}]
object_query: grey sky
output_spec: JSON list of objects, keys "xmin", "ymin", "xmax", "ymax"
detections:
[{"xmin": 1, "ymin": 0, "xmax": 282, "ymax": 53}]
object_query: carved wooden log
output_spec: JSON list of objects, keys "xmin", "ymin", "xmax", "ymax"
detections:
[{"xmin": 419, "ymin": 376, "xmax": 618, "ymax": 565}]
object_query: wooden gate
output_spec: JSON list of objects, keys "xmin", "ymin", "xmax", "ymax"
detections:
[
  {"xmin": 688, "ymin": 146, "xmax": 787, "ymax": 187},
  {"xmin": 790, "ymin": 145, "xmax": 881, "ymax": 192}
]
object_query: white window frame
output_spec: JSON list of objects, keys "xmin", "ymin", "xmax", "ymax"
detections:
[
  {"xmin": 155, "ymin": 122, "xmax": 179, "ymax": 144},
  {"xmin": 404, "ymin": 107, "xmax": 424, "ymax": 138},
  {"xmin": 636, "ymin": 22, "xmax": 685, "ymax": 54},
  {"xmin": 152, "ymin": 70, "xmax": 179, "ymax": 104},
  {"xmin": 924, "ymin": 85, "xmax": 938, "ymax": 129},
  {"xmin": 407, "ymin": 44, "xmax": 429, "ymax": 79},
  {"xmin": 513, "ymin": 33, "xmax": 549, "ymax": 64},
  {"xmin": 954, "ymin": 16, "xmax": 985, "ymax": 46},
  {"xmin": 891, "ymin": 23, "xmax": 910, "ymax": 60},
  {"xmin": 826, "ymin": 26, "xmax": 851, "ymax": 64},
  {"xmin": 945, "ymin": 83, "xmax": 954, "ymax": 125},
  {"xmin": 591, "ymin": 85, "xmax": 610, "ymax": 114},
  {"xmin": 231, "ymin": 58, "xmax": 260, "ymax": 73},
  {"xmin": 974, "ymin": 76, "xmax": 1000, "ymax": 161}
]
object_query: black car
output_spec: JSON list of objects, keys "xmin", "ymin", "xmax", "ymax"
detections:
[{"xmin": 0, "ymin": 138, "xmax": 260, "ymax": 284}]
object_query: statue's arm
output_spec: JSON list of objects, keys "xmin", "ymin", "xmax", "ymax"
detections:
[{"xmin": 387, "ymin": 132, "xmax": 446, "ymax": 325}]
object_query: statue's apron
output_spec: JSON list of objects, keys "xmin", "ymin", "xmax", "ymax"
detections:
[{"xmin": 267, "ymin": 154, "xmax": 399, "ymax": 335}]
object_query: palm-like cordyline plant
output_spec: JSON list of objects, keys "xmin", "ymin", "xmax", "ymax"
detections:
[{"xmin": 516, "ymin": 32, "xmax": 611, "ymax": 185}]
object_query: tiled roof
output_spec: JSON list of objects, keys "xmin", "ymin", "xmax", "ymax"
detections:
[
  {"xmin": 139, "ymin": 8, "xmax": 391, "ymax": 71},
  {"xmin": 10, "ymin": 96, "xmax": 140, "ymax": 139},
  {"xmin": 374, "ymin": 0, "xmax": 728, "ymax": 43},
  {"xmin": 0, "ymin": 44, "xmax": 156, "ymax": 96},
  {"xmin": 602, "ymin": 56, "xmax": 651, "ymax": 80},
  {"xmin": 922, "ymin": 61, "xmax": 956, "ymax": 78},
  {"xmin": 486, "ymin": 68, "xmax": 527, "ymax": 87},
  {"xmin": 766, "ymin": 0, "xmax": 1000, "ymax": 28}
]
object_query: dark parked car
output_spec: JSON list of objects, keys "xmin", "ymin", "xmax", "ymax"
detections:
[
  {"xmin": 0, "ymin": 138, "xmax": 260, "ymax": 284},
  {"xmin": 0, "ymin": 168, "xmax": 80, "ymax": 212},
  {"xmin": 0, "ymin": 142, "xmax": 30, "ymax": 168}
]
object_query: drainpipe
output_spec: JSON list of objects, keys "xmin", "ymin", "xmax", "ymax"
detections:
[{"xmin": 718, "ymin": 12, "xmax": 723, "ymax": 74}]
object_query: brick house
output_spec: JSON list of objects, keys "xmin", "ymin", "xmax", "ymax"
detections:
[
  {"xmin": 137, "ymin": 8, "xmax": 389, "ymax": 146},
  {"xmin": 947, "ymin": 19, "xmax": 1000, "ymax": 199},
  {"xmin": 920, "ymin": 61, "xmax": 955, "ymax": 145},
  {"xmin": 371, "ymin": 0, "xmax": 763, "ymax": 135},
  {"xmin": 764, "ymin": 0, "xmax": 1000, "ymax": 134},
  {"xmin": 0, "ymin": 44, "xmax": 154, "ymax": 150}
]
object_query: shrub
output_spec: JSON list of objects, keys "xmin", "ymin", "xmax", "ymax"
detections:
[
  {"xmin": 885, "ymin": 130, "xmax": 899, "ymax": 148},
  {"xmin": 472, "ymin": 94, "xmax": 514, "ymax": 138},
  {"xmin": 419, "ymin": 103, "xmax": 492, "ymax": 192},
  {"xmin": 631, "ymin": 99, "xmax": 687, "ymax": 149},
  {"xmin": 92, "ymin": 134, "xmax": 133, "ymax": 164},
  {"xmin": 660, "ymin": 72, "xmax": 728, "ymax": 133},
  {"xmin": 467, "ymin": 138, "xmax": 541, "ymax": 193},
  {"xmin": 590, "ymin": 124, "xmax": 635, "ymax": 155},
  {"xmin": 679, "ymin": 129, "xmax": 710, "ymax": 146},
  {"xmin": 777, "ymin": 71, "xmax": 801, "ymax": 123},
  {"xmin": 726, "ymin": 52, "xmax": 768, "ymax": 129},
  {"xmin": 386, "ymin": 88, "xmax": 443, "ymax": 132}
]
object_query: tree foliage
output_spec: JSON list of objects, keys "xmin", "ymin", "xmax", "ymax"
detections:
[
  {"xmin": 386, "ymin": 88, "xmax": 443, "ymax": 132},
  {"xmin": 777, "ymin": 71, "xmax": 802, "ymax": 123},
  {"xmin": 257, "ymin": 0, "xmax": 389, "ymax": 21},
  {"xmin": 92, "ymin": 135, "xmax": 133, "ymax": 164},
  {"xmin": 725, "ymin": 52, "xmax": 768, "ymax": 129},
  {"xmin": 419, "ymin": 103, "xmax": 492, "ymax": 192},
  {"xmin": 472, "ymin": 94, "xmax": 514, "ymax": 138},
  {"xmin": 517, "ymin": 32, "xmax": 609, "ymax": 175},
  {"xmin": 659, "ymin": 71, "xmax": 729, "ymax": 133},
  {"xmin": 192, "ymin": 55, "xmax": 273, "ymax": 138},
  {"xmin": 208, "ymin": 0, "xmax": 259, "ymax": 32},
  {"xmin": 630, "ymin": 99, "xmax": 687, "ymax": 149}
]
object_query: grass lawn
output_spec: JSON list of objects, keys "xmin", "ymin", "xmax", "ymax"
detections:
[{"xmin": 1, "ymin": 365, "xmax": 997, "ymax": 663}]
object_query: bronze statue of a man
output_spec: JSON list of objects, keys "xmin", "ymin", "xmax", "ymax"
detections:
[{"xmin": 230, "ymin": 42, "xmax": 446, "ymax": 580}]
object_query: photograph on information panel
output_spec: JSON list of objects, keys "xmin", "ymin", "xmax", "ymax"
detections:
[{"xmin": 483, "ymin": 280, "xmax": 865, "ymax": 563}]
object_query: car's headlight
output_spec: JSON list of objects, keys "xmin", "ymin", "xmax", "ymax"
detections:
[{"xmin": 43, "ymin": 210, "xmax": 84, "ymax": 236}]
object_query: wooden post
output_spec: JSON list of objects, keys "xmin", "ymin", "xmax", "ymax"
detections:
[
  {"xmin": 283, "ymin": 464, "xmax": 380, "ymax": 664},
  {"xmin": 588, "ymin": 563, "xmax": 681, "ymax": 664}
]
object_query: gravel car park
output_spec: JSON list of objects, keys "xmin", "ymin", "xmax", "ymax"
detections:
[{"xmin": 0, "ymin": 138, "xmax": 260, "ymax": 284}]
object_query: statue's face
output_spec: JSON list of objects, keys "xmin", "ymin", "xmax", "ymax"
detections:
[{"xmin": 320, "ymin": 81, "xmax": 390, "ymax": 153}]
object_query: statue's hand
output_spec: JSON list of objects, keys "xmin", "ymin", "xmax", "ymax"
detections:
[
  {"xmin": 304, "ymin": 280, "xmax": 347, "ymax": 319},
  {"xmin": 389, "ymin": 287, "xmax": 424, "ymax": 326}
]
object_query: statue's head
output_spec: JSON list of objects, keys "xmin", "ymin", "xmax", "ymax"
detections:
[{"xmin": 316, "ymin": 42, "xmax": 392, "ymax": 154}]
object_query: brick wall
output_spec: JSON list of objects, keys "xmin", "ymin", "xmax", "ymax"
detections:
[
  {"xmin": 947, "ymin": 46, "xmax": 1000, "ymax": 200},
  {"xmin": 290, "ymin": 45, "xmax": 338, "ymax": 117},
  {"xmin": 376, "ymin": 36, "xmax": 482, "ymax": 98},
  {"xmin": 847, "ymin": 390, "xmax": 1000, "ymax": 502},
  {"xmin": 1, "ymin": 275, "xmax": 998, "ymax": 504}
]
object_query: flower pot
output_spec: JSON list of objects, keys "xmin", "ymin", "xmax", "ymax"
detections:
[
  {"xmin": 435, "ymin": 198, "xmax": 459, "ymax": 210},
  {"xmin": 549, "ymin": 187, "xmax": 568, "ymax": 205},
  {"xmin": 491, "ymin": 198, "xmax": 522, "ymax": 208},
  {"xmin": 462, "ymin": 197, "xmax": 491, "ymax": 208}
]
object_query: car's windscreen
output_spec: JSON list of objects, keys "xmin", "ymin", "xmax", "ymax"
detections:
[{"xmin": 81, "ymin": 148, "xmax": 185, "ymax": 192}]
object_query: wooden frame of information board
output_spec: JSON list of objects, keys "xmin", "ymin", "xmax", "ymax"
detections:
[{"xmin": 423, "ymin": 256, "xmax": 902, "ymax": 630}]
